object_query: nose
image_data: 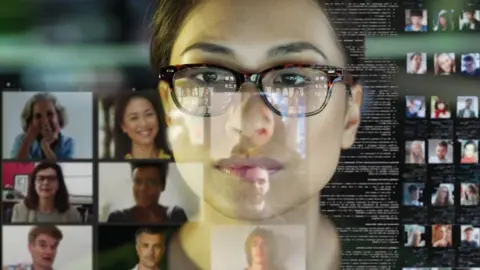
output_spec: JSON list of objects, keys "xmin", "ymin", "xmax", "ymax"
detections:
[{"xmin": 226, "ymin": 82, "xmax": 275, "ymax": 147}]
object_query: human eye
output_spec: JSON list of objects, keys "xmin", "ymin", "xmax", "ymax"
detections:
[
  {"xmin": 194, "ymin": 71, "xmax": 223, "ymax": 83},
  {"xmin": 273, "ymin": 73, "xmax": 309, "ymax": 86}
]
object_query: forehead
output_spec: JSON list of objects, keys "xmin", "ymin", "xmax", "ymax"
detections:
[
  {"xmin": 171, "ymin": 0, "xmax": 345, "ymax": 68},
  {"xmin": 139, "ymin": 232, "xmax": 163, "ymax": 243},
  {"xmin": 33, "ymin": 100, "xmax": 54, "ymax": 110},
  {"xmin": 134, "ymin": 167, "xmax": 160, "ymax": 178},
  {"xmin": 126, "ymin": 97, "xmax": 153, "ymax": 110},
  {"xmin": 35, "ymin": 234, "xmax": 58, "ymax": 244},
  {"xmin": 37, "ymin": 168, "xmax": 57, "ymax": 176}
]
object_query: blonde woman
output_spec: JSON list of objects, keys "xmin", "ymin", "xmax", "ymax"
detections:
[
  {"xmin": 434, "ymin": 53, "xmax": 455, "ymax": 75},
  {"xmin": 432, "ymin": 185, "xmax": 454, "ymax": 206}
]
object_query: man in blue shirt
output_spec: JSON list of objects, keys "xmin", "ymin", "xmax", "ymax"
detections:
[{"xmin": 405, "ymin": 10, "xmax": 428, "ymax": 32}]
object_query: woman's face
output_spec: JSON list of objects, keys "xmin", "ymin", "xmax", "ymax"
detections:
[
  {"xmin": 122, "ymin": 97, "xmax": 159, "ymax": 146},
  {"xmin": 413, "ymin": 142, "xmax": 422, "ymax": 153},
  {"xmin": 438, "ymin": 54, "xmax": 452, "ymax": 72},
  {"xmin": 132, "ymin": 166, "xmax": 163, "ymax": 207},
  {"xmin": 437, "ymin": 102, "xmax": 445, "ymax": 110},
  {"xmin": 251, "ymin": 236, "xmax": 268, "ymax": 265},
  {"xmin": 34, "ymin": 168, "xmax": 59, "ymax": 199},
  {"xmin": 31, "ymin": 100, "xmax": 60, "ymax": 138},
  {"xmin": 439, "ymin": 188, "xmax": 447, "ymax": 200},
  {"xmin": 162, "ymin": 0, "xmax": 361, "ymax": 219},
  {"xmin": 439, "ymin": 16, "xmax": 446, "ymax": 26},
  {"xmin": 464, "ymin": 144, "xmax": 476, "ymax": 158}
]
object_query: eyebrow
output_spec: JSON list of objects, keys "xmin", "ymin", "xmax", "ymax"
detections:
[{"xmin": 180, "ymin": 41, "xmax": 327, "ymax": 60}]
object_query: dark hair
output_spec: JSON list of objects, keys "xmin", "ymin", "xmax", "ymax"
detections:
[
  {"xmin": 464, "ymin": 227, "xmax": 473, "ymax": 233},
  {"xmin": 150, "ymin": 0, "xmax": 361, "ymax": 73},
  {"xmin": 28, "ymin": 225, "xmax": 63, "ymax": 244},
  {"xmin": 466, "ymin": 98, "xmax": 473, "ymax": 102},
  {"xmin": 410, "ymin": 53, "xmax": 422, "ymax": 60},
  {"xmin": 434, "ymin": 100, "xmax": 448, "ymax": 111},
  {"xmin": 113, "ymin": 91, "xmax": 171, "ymax": 159},
  {"xmin": 467, "ymin": 184, "xmax": 478, "ymax": 194},
  {"xmin": 408, "ymin": 184, "xmax": 418, "ymax": 194},
  {"xmin": 135, "ymin": 226, "xmax": 165, "ymax": 244},
  {"xmin": 437, "ymin": 140, "xmax": 449, "ymax": 148},
  {"xmin": 463, "ymin": 55, "xmax": 474, "ymax": 62},
  {"xmin": 24, "ymin": 162, "xmax": 71, "ymax": 213},
  {"xmin": 410, "ymin": 9, "xmax": 424, "ymax": 17},
  {"xmin": 464, "ymin": 140, "xmax": 477, "ymax": 151},
  {"xmin": 130, "ymin": 160, "xmax": 169, "ymax": 187},
  {"xmin": 244, "ymin": 228, "xmax": 278, "ymax": 266}
]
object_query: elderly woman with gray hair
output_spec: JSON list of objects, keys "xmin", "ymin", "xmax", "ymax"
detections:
[{"xmin": 10, "ymin": 93, "xmax": 75, "ymax": 160}]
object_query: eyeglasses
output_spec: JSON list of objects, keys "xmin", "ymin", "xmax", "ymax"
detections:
[{"xmin": 159, "ymin": 64, "xmax": 354, "ymax": 117}]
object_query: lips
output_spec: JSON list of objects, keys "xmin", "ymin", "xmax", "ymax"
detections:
[
  {"xmin": 214, "ymin": 157, "xmax": 283, "ymax": 181},
  {"xmin": 137, "ymin": 129, "xmax": 153, "ymax": 138}
]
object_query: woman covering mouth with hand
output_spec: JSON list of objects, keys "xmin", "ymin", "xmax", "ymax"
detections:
[{"xmin": 113, "ymin": 91, "xmax": 172, "ymax": 160}]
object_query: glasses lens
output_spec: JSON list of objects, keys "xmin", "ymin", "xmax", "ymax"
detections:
[
  {"xmin": 172, "ymin": 67, "xmax": 237, "ymax": 115},
  {"xmin": 261, "ymin": 67, "xmax": 330, "ymax": 115}
]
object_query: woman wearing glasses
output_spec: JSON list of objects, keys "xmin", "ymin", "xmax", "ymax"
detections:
[
  {"xmin": 152, "ymin": 0, "xmax": 363, "ymax": 269},
  {"xmin": 10, "ymin": 162, "xmax": 81, "ymax": 223}
]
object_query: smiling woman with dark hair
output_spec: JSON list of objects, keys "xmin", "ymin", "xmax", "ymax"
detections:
[
  {"xmin": 113, "ymin": 91, "xmax": 172, "ymax": 160},
  {"xmin": 11, "ymin": 162, "xmax": 81, "ymax": 223}
]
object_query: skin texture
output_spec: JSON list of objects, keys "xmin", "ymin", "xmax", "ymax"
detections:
[
  {"xmin": 122, "ymin": 97, "xmax": 160, "ymax": 152},
  {"xmin": 136, "ymin": 233, "xmax": 164, "ymax": 269},
  {"xmin": 35, "ymin": 168, "xmax": 59, "ymax": 200},
  {"xmin": 156, "ymin": 0, "xmax": 363, "ymax": 268},
  {"xmin": 28, "ymin": 234, "xmax": 59, "ymax": 269}
]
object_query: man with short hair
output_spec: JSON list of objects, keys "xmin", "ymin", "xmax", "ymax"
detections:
[
  {"xmin": 461, "ymin": 227, "xmax": 479, "ymax": 248},
  {"xmin": 458, "ymin": 98, "xmax": 477, "ymax": 118},
  {"xmin": 405, "ymin": 10, "xmax": 428, "ymax": 32},
  {"xmin": 132, "ymin": 227, "xmax": 165, "ymax": 270},
  {"xmin": 461, "ymin": 55, "xmax": 480, "ymax": 76},
  {"xmin": 429, "ymin": 141, "xmax": 452, "ymax": 164},
  {"xmin": 404, "ymin": 185, "xmax": 422, "ymax": 206},
  {"xmin": 460, "ymin": 9, "xmax": 480, "ymax": 31},
  {"xmin": 3, "ymin": 225, "xmax": 63, "ymax": 270}
]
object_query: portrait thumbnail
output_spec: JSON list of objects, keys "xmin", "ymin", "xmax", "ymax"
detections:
[
  {"xmin": 405, "ymin": 140, "xmax": 425, "ymax": 164},
  {"xmin": 459, "ymin": 140, "xmax": 479, "ymax": 164},
  {"xmin": 2, "ymin": 91, "xmax": 93, "ymax": 160},
  {"xmin": 2, "ymin": 225, "xmax": 93, "ymax": 270},
  {"xmin": 2, "ymin": 161, "xmax": 93, "ymax": 223},
  {"xmin": 406, "ymin": 53, "xmax": 427, "ymax": 74},
  {"xmin": 403, "ymin": 268, "xmax": 431, "ymax": 270},
  {"xmin": 211, "ymin": 225, "xmax": 306, "ymax": 270},
  {"xmin": 431, "ymin": 184, "xmax": 454, "ymax": 207},
  {"xmin": 459, "ymin": 8, "xmax": 480, "ymax": 32},
  {"xmin": 431, "ymin": 96, "xmax": 451, "ymax": 119},
  {"xmin": 403, "ymin": 183, "xmax": 425, "ymax": 207},
  {"xmin": 460, "ymin": 225, "xmax": 480, "ymax": 249},
  {"xmin": 404, "ymin": 225, "xmax": 426, "ymax": 247},
  {"xmin": 434, "ymin": 53, "xmax": 456, "ymax": 75},
  {"xmin": 98, "ymin": 225, "xmax": 172, "ymax": 270},
  {"xmin": 97, "ymin": 89, "xmax": 174, "ymax": 160},
  {"xmin": 432, "ymin": 10, "xmax": 455, "ymax": 32},
  {"xmin": 457, "ymin": 96, "xmax": 478, "ymax": 118},
  {"xmin": 98, "ymin": 161, "xmax": 201, "ymax": 224},
  {"xmin": 406, "ymin": 96, "xmax": 426, "ymax": 118},
  {"xmin": 432, "ymin": 224, "xmax": 452, "ymax": 248},
  {"xmin": 461, "ymin": 183, "xmax": 479, "ymax": 206},
  {"xmin": 460, "ymin": 54, "xmax": 480, "ymax": 76},
  {"xmin": 428, "ymin": 139, "xmax": 453, "ymax": 164},
  {"xmin": 405, "ymin": 9, "xmax": 428, "ymax": 32}
]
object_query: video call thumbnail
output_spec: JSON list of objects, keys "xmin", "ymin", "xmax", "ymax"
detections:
[
  {"xmin": 211, "ymin": 225, "xmax": 306, "ymax": 270},
  {"xmin": 460, "ymin": 225, "xmax": 480, "ymax": 249},
  {"xmin": 98, "ymin": 161, "xmax": 202, "ymax": 224},
  {"xmin": 460, "ymin": 183, "xmax": 479, "ymax": 206},
  {"xmin": 434, "ymin": 53, "xmax": 456, "ymax": 75},
  {"xmin": 403, "ymin": 183, "xmax": 425, "ymax": 207},
  {"xmin": 431, "ymin": 96, "xmax": 452, "ymax": 119},
  {"xmin": 2, "ymin": 161, "xmax": 93, "ymax": 223},
  {"xmin": 406, "ymin": 96, "xmax": 426, "ymax": 118},
  {"xmin": 2, "ymin": 225, "xmax": 93, "ymax": 270},
  {"xmin": 460, "ymin": 53, "xmax": 480, "ymax": 76},
  {"xmin": 98, "ymin": 225, "xmax": 173, "ymax": 270},
  {"xmin": 459, "ymin": 9, "xmax": 480, "ymax": 32},
  {"xmin": 407, "ymin": 53, "xmax": 427, "ymax": 75},
  {"xmin": 428, "ymin": 140, "xmax": 453, "ymax": 164},
  {"xmin": 457, "ymin": 96, "xmax": 478, "ymax": 118},
  {"xmin": 405, "ymin": 9, "xmax": 428, "ymax": 32},
  {"xmin": 431, "ymin": 224, "xmax": 452, "ymax": 248},
  {"xmin": 97, "ymin": 90, "xmax": 173, "ymax": 160},
  {"xmin": 1, "ymin": 91, "xmax": 93, "ymax": 160},
  {"xmin": 459, "ymin": 140, "xmax": 479, "ymax": 164},
  {"xmin": 404, "ymin": 224, "xmax": 426, "ymax": 247},
  {"xmin": 405, "ymin": 140, "xmax": 426, "ymax": 164},
  {"xmin": 431, "ymin": 184, "xmax": 454, "ymax": 207}
]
